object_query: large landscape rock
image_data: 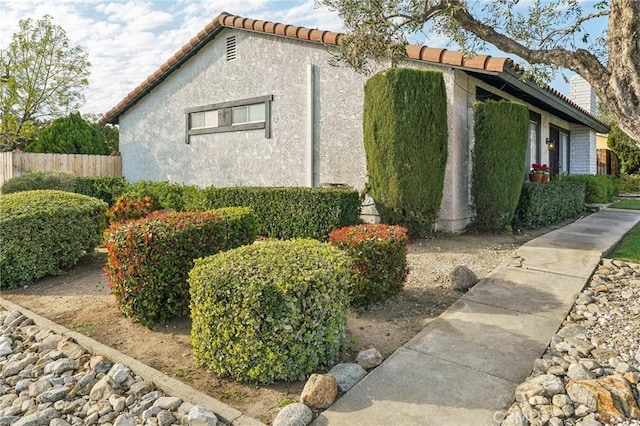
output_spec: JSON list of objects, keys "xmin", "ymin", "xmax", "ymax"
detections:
[
  {"xmin": 301, "ymin": 374, "xmax": 337, "ymax": 409},
  {"xmin": 449, "ymin": 266, "xmax": 479, "ymax": 292},
  {"xmin": 566, "ymin": 376, "xmax": 640, "ymax": 422}
]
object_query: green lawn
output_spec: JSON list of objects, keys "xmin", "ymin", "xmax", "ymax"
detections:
[
  {"xmin": 611, "ymin": 198, "xmax": 640, "ymax": 210},
  {"xmin": 610, "ymin": 223, "xmax": 640, "ymax": 263}
]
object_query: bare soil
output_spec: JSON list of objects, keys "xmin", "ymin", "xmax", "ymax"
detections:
[{"xmin": 0, "ymin": 224, "xmax": 569, "ymax": 424}]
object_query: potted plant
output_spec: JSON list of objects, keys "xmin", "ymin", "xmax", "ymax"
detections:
[{"xmin": 529, "ymin": 164, "xmax": 550, "ymax": 182}]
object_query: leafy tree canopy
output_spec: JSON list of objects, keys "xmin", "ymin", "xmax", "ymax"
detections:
[
  {"xmin": 25, "ymin": 112, "xmax": 111, "ymax": 155},
  {"xmin": 318, "ymin": 0, "xmax": 640, "ymax": 144},
  {"xmin": 1, "ymin": 15, "xmax": 90, "ymax": 151}
]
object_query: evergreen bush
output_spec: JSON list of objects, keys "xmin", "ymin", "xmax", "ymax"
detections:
[
  {"xmin": 0, "ymin": 190, "xmax": 107, "ymax": 289},
  {"xmin": 560, "ymin": 174, "xmax": 615, "ymax": 203},
  {"xmin": 107, "ymin": 196, "xmax": 156, "ymax": 224},
  {"xmin": 74, "ymin": 176, "xmax": 128, "ymax": 206},
  {"xmin": 104, "ymin": 210, "xmax": 257, "ymax": 326},
  {"xmin": 25, "ymin": 112, "xmax": 110, "ymax": 155},
  {"xmin": 608, "ymin": 125, "xmax": 640, "ymax": 175},
  {"xmin": 120, "ymin": 180, "xmax": 196, "ymax": 211},
  {"xmin": 192, "ymin": 186, "xmax": 360, "ymax": 240},
  {"xmin": 0, "ymin": 171, "xmax": 77, "ymax": 194},
  {"xmin": 189, "ymin": 239, "xmax": 351, "ymax": 383},
  {"xmin": 363, "ymin": 68, "xmax": 448, "ymax": 238},
  {"xmin": 329, "ymin": 224, "xmax": 409, "ymax": 307},
  {"xmin": 513, "ymin": 181, "xmax": 585, "ymax": 229},
  {"xmin": 472, "ymin": 100, "xmax": 529, "ymax": 232}
]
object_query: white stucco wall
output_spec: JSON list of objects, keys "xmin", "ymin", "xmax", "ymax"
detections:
[
  {"xmin": 119, "ymin": 29, "xmax": 368, "ymax": 189},
  {"xmin": 118, "ymin": 28, "xmax": 596, "ymax": 232}
]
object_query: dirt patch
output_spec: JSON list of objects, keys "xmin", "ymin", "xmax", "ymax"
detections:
[{"xmin": 0, "ymin": 223, "xmax": 569, "ymax": 424}]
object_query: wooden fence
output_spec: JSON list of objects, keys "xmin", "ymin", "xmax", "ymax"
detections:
[
  {"xmin": 597, "ymin": 148, "xmax": 620, "ymax": 176},
  {"xmin": 0, "ymin": 151, "xmax": 121, "ymax": 185}
]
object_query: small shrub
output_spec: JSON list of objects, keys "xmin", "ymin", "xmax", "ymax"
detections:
[
  {"xmin": 0, "ymin": 190, "xmax": 108, "ymax": 289},
  {"xmin": 329, "ymin": 224, "xmax": 409, "ymax": 306},
  {"xmin": 209, "ymin": 207, "xmax": 258, "ymax": 251},
  {"xmin": 560, "ymin": 175, "xmax": 615, "ymax": 203},
  {"xmin": 0, "ymin": 171, "xmax": 77, "ymax": 194},
  {"xmin": 104, "ymin": 211, "xmax": 256, "ymax": 326},
  {"xmin": 193, "ymin": 186, "xmax": 361, "ymax": 240},
  {"xmin": 189, "ymin": 239, "xmax": 352, "ymax": 384},
  {"xmin": 613, "ymin": 174, "xmax": 640, "ymax": 194},
  {"xmin": 513, "ymin": 181, "xmax": 585, "ymax": 230},
  {"xmin": 107, "ymin": 196, "xmax": 156, "ymax": 224},
  {"xmin": 75, "ymin": 176, "xmax": 128, "ymax": 206},
  {"xmin": 121, "ymin": 180, "xmax": 196, "ymax": 211}
]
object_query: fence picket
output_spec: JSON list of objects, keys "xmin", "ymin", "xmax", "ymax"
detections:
[{"xmin": 0, "ymin": 152, "xmax": 122, "ymax": 186}]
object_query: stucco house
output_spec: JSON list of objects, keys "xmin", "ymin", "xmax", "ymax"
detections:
[{"xmin": 99, "ymin": 12, "xmax": 609, "ymax": 232}]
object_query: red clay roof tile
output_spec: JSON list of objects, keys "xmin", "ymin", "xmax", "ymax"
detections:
[
  {"xmin": 462, "ymin": 55, "xmax": 490, "ymax": 69},
  {"xmin": 98, "ymin": 11, "xmax": 604, "ymax": 129},
  {"xmin": 297, "ymin": 27, "xmax": 311, "ymax": 40}
]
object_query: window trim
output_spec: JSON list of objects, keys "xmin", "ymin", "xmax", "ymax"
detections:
[{"xmin": 184, "ymin": 95, "xmax": 273, "ymax": 144}]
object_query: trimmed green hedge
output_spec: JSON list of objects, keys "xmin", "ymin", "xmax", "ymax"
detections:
[
  {"xmin": 189, "ymin": 239, "xmax": 351, "ymax": 384},
  {"xmin": 209, "ymin": 207, "xmax": 258, "ymax": 251},
  {"xmin": 614, "ymin": 174, "xmax": 640, "ymax": 194},
  {"xmin": 329, "ymin": 224, "xmax": 409, "ymax": 307},
  {"xmin": 120, "ymin": 180, "xmax": 199, "ymax": 211},
  {"xmin": 0, "ymin": 171, "xmax": 77, "ymax": 195},
  {"xmin": 0, "ymin": 190, "xmax": 108, "ymax": 289},
  {"xmin": 104, "ymin": 210, "xmax": 257, "ymax": 326},
  {"xmin": 191, "ymin": 186, "xmax": 361, "ymax": 240},
  {"xmin": 513, "ymin": 181, "xmax": 586, "ymax": 229},
  {"xmin": 560, "ymin": 174, "xmax": 615, "ymax": 203},
  {"xmin": 75, "ymin": 176, "xmax": 127, "ymax": 206},
  {"xmin": 472, "ymin": 100, "xmax": 529, "ymax": 232},
  {"xmin": 363, "ymin": 68, "xmax": 448, "ymax": 237}
]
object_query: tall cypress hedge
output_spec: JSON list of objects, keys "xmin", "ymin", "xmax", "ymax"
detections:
[
  {"xmin": 363, "ymin": 68, "xmax": 448, "ymax": 237},
  {"xmin": 472, "ymin": 100, "xmax": 529, "ymax": 232}
]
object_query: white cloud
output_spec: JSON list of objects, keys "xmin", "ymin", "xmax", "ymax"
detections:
[{"xmin": 2, "ymin": 0, "xmax": 585, "ymax": 116}]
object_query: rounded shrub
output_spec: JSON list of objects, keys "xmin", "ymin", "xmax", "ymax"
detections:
[
  {"xmin": 107, "ymin": 196, "xmax": 156, "ymax": 224},
  {"xmin": 74, "ymin": 176, "xmax": 128, "ymax": 206},
  {"xmin": 189, "ymin": 239, "xmax": 352, "ymax": 384},
  {"xmin": 0, "ymin": 190, "xmax": 108, "ymax": 289},
  {"xmin": 209, "ymin": 207, "xmax": 258, "ymax": 251},
  {"xmin": 329, "ymin": 224, "xmax": 409, "ymax": 307},
  {"xmin": 105, "ymin": 211, "xmax": 257, "ymax": 326},
  {"xmin": 0, "ymin": 171, "xmax": 77, "ymax": 194}
]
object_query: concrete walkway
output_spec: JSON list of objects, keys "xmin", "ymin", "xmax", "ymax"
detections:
[{"xmin": 315, "ymin": 208, "xmax": 640, "ymax": 426}]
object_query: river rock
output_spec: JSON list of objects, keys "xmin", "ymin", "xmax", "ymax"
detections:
[
  {"xmin": 328, "ymin": 363, "xmax": 367, "ymax": 394},
  {"xmin": 273, "ymin": 403, "xmax": 312, "ymax": 426},
  {"xmin": 301, "ymin": 374, "xmax": 337, "ymax": 409},
  {"xmin": 356, "ymin": 346, "xmax": 383, "ymax": 369}
]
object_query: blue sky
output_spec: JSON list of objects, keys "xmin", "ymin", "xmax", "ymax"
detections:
[{"xmin": 0, "ymin": 0, "xmax": 608, "ymax": 117}]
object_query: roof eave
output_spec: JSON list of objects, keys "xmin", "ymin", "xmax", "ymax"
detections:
[
  {"xmin": 499, "ymin": 68, "xmax": 610, "ymax": 134},
  {"xmin": 102, "ymin": 25, "xmax": 227, "ymax": 125}
]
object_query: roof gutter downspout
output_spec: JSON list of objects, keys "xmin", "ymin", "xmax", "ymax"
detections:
[{"xmin": 306, "ymin": 63, "xmax": 315, "ymax": 187}]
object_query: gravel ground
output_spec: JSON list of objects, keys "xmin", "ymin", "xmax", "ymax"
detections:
[{"xmin": 501, "ymin": 259, "xmax": 640, "ymax": 426}]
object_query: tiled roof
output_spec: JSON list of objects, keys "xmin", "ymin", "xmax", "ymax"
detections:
[{"xmin": 99, "ymin": 11, "xmax": 603, "ymax": 128}]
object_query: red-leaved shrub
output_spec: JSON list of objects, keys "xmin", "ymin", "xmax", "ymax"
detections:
[
  {"xmin": 104, "ymin": 210, "xmax": 255, "ymax": 326},
  {"xmin": 329, "ymin": 224, "xmax": 409, "ymax": 306},
  {"xmin": 107, "ymin": 196, "xmax": 156, "ymax": 224}
]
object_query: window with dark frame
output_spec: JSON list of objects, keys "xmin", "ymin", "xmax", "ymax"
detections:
[{"xmin": 184, "ymin": 95, "xmax": 273, "ymax": 144}]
